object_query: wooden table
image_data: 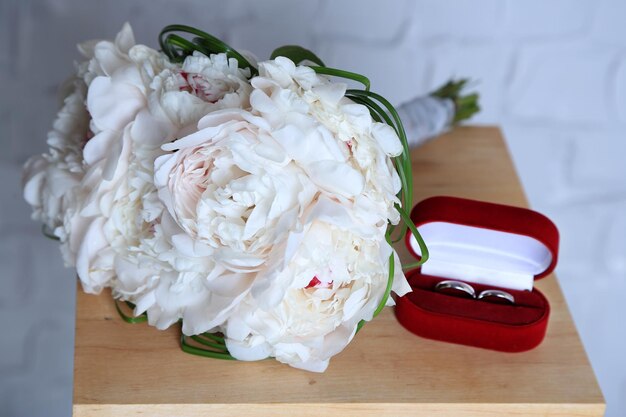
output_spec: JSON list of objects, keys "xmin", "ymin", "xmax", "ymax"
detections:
[{"xmin": 73, "ymin": 127, "xmax": 605, "ymax": 416}]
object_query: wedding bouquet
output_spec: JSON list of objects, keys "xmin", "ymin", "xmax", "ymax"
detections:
[{"xmin": 23, "ymin": 24, "xmax": 476, "ymax": 372}]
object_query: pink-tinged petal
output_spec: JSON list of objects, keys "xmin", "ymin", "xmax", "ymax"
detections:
[
  {"xmin": 161, "ymin": 122, "xmax": 232, "ymax": 151},
  {"xmin": 214, "ymin": 247, "xmax": 265, "ymax": 270}
]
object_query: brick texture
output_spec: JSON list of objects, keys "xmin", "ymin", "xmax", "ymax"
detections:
[{"xmin": 503, "ymin": 0, "xmax": 594, "ymax": 38}]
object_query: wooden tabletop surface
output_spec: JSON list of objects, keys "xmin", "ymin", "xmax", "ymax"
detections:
[{"xmin": 73, "ymin": 126, "xmax": 605, "ymax": 417}]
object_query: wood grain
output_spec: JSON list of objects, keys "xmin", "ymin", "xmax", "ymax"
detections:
[{"xmin": 73, "ymin": 127, "xmax": 605, "ymax": 416}]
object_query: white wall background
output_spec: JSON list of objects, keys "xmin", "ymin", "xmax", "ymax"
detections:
[{"xmin": 1, "ymin": 0, "xmax": 624, "ymax": 416}]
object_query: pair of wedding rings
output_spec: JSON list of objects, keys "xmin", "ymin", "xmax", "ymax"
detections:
[{"xmin": 434, "ymin": 280, "xmax": 515, "ymax": 304}]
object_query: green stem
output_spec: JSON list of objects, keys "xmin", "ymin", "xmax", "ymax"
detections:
[
  {"xmin": 159, "ymin": 24, "xmax": 257, "ymax": 75},
  {"xmin": 430, "ymin": 79, "xmax": 480, "ymax": 124},
  {"xmin": 181, "ymin": 334, "xmax": 236, "ymax": 360},
  {"xmin": 310, "ymin": 66, "xmax": 370, "ymax": 91},
  {"xmin": 190, "ymin": 335, "xmax": 230, "ymax": 352},
  {"xmin": 199, "ymin": 332, "xmax": 226, "ymax": 344},
  {"xmin": 396, "ymin": 204, "xmax": 429, "ymax": 269},
  {"xmin": 114, "ymin": 300, "xmax": 148, "ymax": 324}
]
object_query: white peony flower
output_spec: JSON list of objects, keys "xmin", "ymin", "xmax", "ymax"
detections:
[
  {"xmin": 251, "ymin": 57, "xmax": 403, "ymax": 229},
  {"xmin": 68, "ymin": 24, "xmax": 256, "ymax": 339},
  {"xmin": 154, "ymin": 108, "xmax": 318, "ymax": 272},
  {"xmin": 224, "ymin": 197, "xmax": 410, "ymax": 372},
  {"xmin": 112, "ymin": 212, "xmax": 255, "ymax": 335},
  {"xmin": 70, "ymin": 24, "xmax": 162, "ymax": 293},
  {"xmin": 23, "ymin": 33, "xmax": 412, "ymax": 365},
  {"xmin": 149, "ymin": 51, "xmax": 251, "ymax": 131},
  {"xmin": 22, "ymin": 24, "xmax": 141, "ymax": 269},
  {"xmin": 22, "ymin": 75, "xmax": 90, "ymax": 266},
  {"xmin": 152, "ymin": 56, "xmax": 407, "ymax": 338},
  {"xmin": 61, "ymin": 23, "xmax": 252, "ymax": 302}
]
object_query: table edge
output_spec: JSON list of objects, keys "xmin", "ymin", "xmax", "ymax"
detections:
[{"xmin": 73, "ymin": 402, "xmax": 606, "ymax": 417}]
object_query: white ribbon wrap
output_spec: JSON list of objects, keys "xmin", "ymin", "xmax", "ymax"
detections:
[{"xmin": 397, "ymin": 96, "xmax": 455, "ymax": 149}]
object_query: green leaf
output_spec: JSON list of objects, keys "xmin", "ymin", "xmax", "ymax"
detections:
[
  {"xmin": 181, "ymin": 334, "xmax": 236, "ymax": 360},
  {"xmin": 159, "ymin": 24, "xmax": 257, "ymax": 75},
  {"xmin": 198, "ymin": 332, "xmax": 226, "ymax": 344},
  {"xmin": 311, "ymin": 66, "xmax": 370, "ymax": 91},
  {"xmin": 348, "ymin": 86, "xmax": 430, "ymax": 333},
  {"xmin": 114, "ymin": 300, "xmax": 148, "ymax": 324},
  {"xmin": 270, "ymin": 45, "xmax": 326, "ymax": 66},
  {"xmin": 190, "ymin": 335, "xmax": 230, "ymax": 352},
  {"xmin": 396, "ymin": 204, "xmax": 430, "ymax": 270},
  {"xmin": 430, "ymin": 78, "xmax": 480, "ymax": 124}
]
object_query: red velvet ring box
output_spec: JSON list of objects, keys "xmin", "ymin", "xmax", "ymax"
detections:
[{"xmin": 395, "ymin": 196, "xmax": 559, "ymax": 352}]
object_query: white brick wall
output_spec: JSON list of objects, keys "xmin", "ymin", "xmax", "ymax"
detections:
[{"xmin": 1, "ymin": 1, "xmax": 624, "ymax": 415}]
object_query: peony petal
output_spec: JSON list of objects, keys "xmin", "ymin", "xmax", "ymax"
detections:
[
  {"xmin": 101, "ymin": 128, "xmax": 131, "ymax": 181},
  {"xmin": 83, "ymin": 130, "xmax": 119, "ymax": 166},
  {"xmin": 372, "ymin": 122, "xmax": 403, "ymax": 156},
  {"xmin": 75, "ymin": 217, "xmax": 110, "ymax": 293},
  {"xmin": 391, "ymin": 252, "xmax": 411, "ymax": 299},
  {"xmin": 311, "ymin": 82, "xmax": 346, "ymax": 106},
  {"xmin": 243, "ymin": 199, "xmax": 270, "ymax": 240},
  {"xmin": 249, "ymin": 89, "xmax": 279, "ymax": 114},
  {"xmin": 93, "ymin": 41, "xmax": 127, "ymax": 77},
  {"xmin": 342, "ymin": 286, "xmax": 368, "ymax": 321},
  {"xmin": 22, "ymin": 157, "xmax": 47, "ymax": 207},
  {"xmin": 226, "ymin": 338, "xmax": 272, "ymax": 361},
  {"xmin": 131, "ymin": 108, "xmax": 176, "ymax": 147},
  {"xmin": 171, "ymin": 233, "xmax": 213, "ymax": 257},
  {"xmin": 115, "ymin": 22, "xmax": 135, "ymax": 54},
  {"xmin": 306, "ymin": 160, "xmax": 364, "ymax": 197},
  {"xmin": 161, "ymin": 122, "xmax": 232, "ymax": 151},
  {"xmin": 204, "ymin": 270, "xmax": 253, "ymax": 297},
  {"xmin": 215, "ymin": 247, "xmax": 265, "ymax": 269},
  {"xmin": 134, "ymin": 290, "xmax": 156, "ymax": 316},
  {"xmin": 153, "ymin": 153, "xmax": 179, "ymax": 215},
  {"xmin": 182, "ymin": 289, "xmax": 250, "ymax": 335},
  {"xmin": 87, "ymin": 76, "xmax": 146, "ymax": 132},
  {"xmin": 225, "ymin": 315, "xmax": 254, "ymax": 342}
]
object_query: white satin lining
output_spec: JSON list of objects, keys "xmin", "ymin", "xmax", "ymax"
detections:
[{"xmin": 409, "ymin": 222, "xmax": 552, "ymax": 291}]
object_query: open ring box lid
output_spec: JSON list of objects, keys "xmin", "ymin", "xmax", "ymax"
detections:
[{"xmin": 395, "ymin": 196, "xmax": 559, "ymax": 352}]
